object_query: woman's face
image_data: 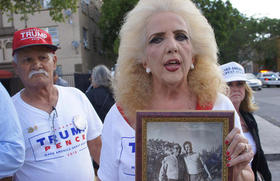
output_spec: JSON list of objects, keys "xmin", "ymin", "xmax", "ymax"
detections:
[
  {"xmin": 184, "ymin": 144, "xmax": 191, "ymax": 153},
  {"xmin": 228, "ymin": 81, "xmax": 246, "ymax": 107},
  {"xmin": 143, "ymin": 12, "xmax": 194, "ymax": 87}
]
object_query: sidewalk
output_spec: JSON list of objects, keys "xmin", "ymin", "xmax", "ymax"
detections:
[
  {"xmin": 254, "ymin": 114, "xmax": 280, "ymax": 180},
  {"xmin": 254, "ymin": 114, "xmax": 280, "ymax": 158}
]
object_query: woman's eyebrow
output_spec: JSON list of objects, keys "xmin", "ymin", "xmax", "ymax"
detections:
[
  {"xmin": 148, "ymin": 32, "xmax": 165, "ymax": 38},
  {"xmin": 173, "ymin": 29, "xmax": 188, "ymax": 34}
]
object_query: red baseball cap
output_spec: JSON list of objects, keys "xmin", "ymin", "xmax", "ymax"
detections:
[{"xmin": 12, "ymin": 27, "xmax": 58, "ymax": 55}]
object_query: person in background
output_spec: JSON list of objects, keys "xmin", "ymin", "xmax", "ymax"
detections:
[
  {"xmin": 220, "ymin": 62, "xmax": 271, "ymax": 181},
  {"xmin": 86, "ymin": 64, "xmax": 115, "ymax": 175},
  {"xmin": 159, "ymin": 144, "xmax": 182, "ymax": 181},
  {"xmin": 97, "ymin": 0, "xmax": 254, "ymax": 180},
  {"xmin": 86, "ymin": 64, "xmax": 115, "ymax": 122},
  {"xmin": 181, "ymin": 141, "xmax": 212, "ymax": 181},
  {"xmin": 53, "ymin": 70, "xmax": 69, "ymax": 86},
  {"xmin": 0, "ymin": 82, "xmax": 25, "ymax": 180},
  {"xmin": 11, "ymin": 27, "xmax": 102, "ymax": 181}
]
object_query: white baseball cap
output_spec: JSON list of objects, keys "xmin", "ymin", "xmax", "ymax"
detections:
[{"xmin": 220, "ymin": 62, "xmax": 247, "ymax": 82}]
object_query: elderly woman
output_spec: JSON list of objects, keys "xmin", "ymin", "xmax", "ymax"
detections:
[
  {"xmin": 98, "ymin": 0, "xmax": 254, "ymax": 180},
  {"xmin": 86, "ymin": 64, "xmax": 115, "ymax": 122},
  {"xmin": 221, "ymin": 62, "xmax": 271, "ymax": 181}
]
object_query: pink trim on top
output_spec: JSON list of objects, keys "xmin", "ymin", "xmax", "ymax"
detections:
[
  {"xmin": 196, "ymin": 103, "xmax": 213, "ymax": 110},
  {"xmin": 116, "ymin": 104, "xmax": 131, "ymax": 127}
]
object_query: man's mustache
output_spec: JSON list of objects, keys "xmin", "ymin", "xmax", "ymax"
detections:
[{"xmin": 28, "ymin": 69, "xmax": 49, "ymax": 79}]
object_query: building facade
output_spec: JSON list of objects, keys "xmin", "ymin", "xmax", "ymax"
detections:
[{"xmin": 0, "ymin": 0, "xmax": 107, "ymax": 77}]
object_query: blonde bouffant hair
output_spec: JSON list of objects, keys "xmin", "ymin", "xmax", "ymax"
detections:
[{"xmin": 114, "ymin": 0, "xmax": 226, "ymax": 118}]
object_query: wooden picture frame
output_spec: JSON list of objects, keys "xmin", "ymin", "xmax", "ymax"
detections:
[{"xmin": 136, "ymin": 111, "xmax": 234, "ymax": 181}]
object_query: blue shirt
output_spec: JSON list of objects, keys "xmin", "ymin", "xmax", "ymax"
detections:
[
  {"xmin": 55, "ymin": 77, "xmax": 69, "ymax": 87},
  {"xmin": 0, "ymin": 83, "xmax": 25, "ymax": 178}
]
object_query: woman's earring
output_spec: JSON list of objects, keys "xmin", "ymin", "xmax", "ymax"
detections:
[
  {"xmin": 146, "ymin": 67, "xmax": 151, "ymax": 73},
  {"xmin": 190, "ymin": 64, "xmax": 194, "ymax": 70}
]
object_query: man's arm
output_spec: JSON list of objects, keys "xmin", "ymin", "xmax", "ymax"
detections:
[
  {"xmin": 87, "ymin": 136, "xmax": 102, "ymax": 164},
  {"xmin": 199, "ymin": 155, "xmax": 212, "ymax": 180},
  {"xmin": 0, "ymin": 83, "xmax": 25, "ymax": 179},
  {"xmin": 159, "ymin": 158, "xmax": 168, "ymax": 181}
]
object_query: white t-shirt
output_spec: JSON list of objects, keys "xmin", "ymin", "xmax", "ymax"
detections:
[
  {"xmin": 12, "ymin": 86, "xmax": 103, "ymax": 181},
  {"xmin": 159, "ymin": 155, "xmax": 179, "ymax": 179},
  {"xmin": 244, "ymin": 132, "xmax": 256, "ymax": 155},
  {"xmin": 98, "ymin": 93, "xmax": 243, "ymax": 181},
  {"xmin": 183, "ymin": 153, "xmax": 203, "ymax": 174},
  {"xmin": 244, "ymin": 132, "xmax": 256, "ymax": 167}
]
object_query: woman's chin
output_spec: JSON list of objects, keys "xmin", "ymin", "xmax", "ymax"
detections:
[{"xmin": 160, "ymin": 74, "xmax": 185, "ymax": 86}]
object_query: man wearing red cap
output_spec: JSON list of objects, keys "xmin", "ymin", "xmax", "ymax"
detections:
[{"xmin": 11, "ymin": 27, "xmax": 103, "ymax": 181}]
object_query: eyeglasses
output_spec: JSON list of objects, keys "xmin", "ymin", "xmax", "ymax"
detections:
[{"xmin": 227, "ymin": 81, "xmax": 245, "ymax": 88}]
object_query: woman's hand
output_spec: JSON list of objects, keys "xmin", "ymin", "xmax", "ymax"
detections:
[{"xmin": 225, "ymin": 127, "xmax": 254, "ymax": 181}]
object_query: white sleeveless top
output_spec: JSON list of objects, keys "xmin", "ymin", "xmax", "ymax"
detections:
[{"xmin": 244, "ymin": 132, "xmax": 257, "ymax": 155}]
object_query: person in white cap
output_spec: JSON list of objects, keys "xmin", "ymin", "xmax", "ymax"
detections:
[
  {"xmin": 220, "ymin": 61, "xmax": 271, "ymax": 181},
  {"xmin": 11, "ymin": 27, "xmax": 103, "ymax": 181}
]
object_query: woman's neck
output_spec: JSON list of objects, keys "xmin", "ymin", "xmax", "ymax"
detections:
[
  {"xmin": 232, "ymin": 101, "xmax": 241, "ymax": 113},
  {"xmin": 237, "ymin": 111, "xmax": 249, "ymax": 132},
  {"xmin": 148, "ymin": 85, "xmax": 197, "ymax": 110}
]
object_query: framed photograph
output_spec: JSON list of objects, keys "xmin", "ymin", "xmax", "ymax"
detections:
[{"xmin": 136, "ymin": 111, "xmax": 234, "ymax": 181}]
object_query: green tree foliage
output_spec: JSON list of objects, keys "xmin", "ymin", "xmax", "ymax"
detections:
[
  {"xmin": 192, "ymin": 0, "xmax": 245, "ymax": 63},
  {"xmin": 227, "ymin": 18, "xmax": 259, "ymax": 63},
  {"xmin": 251, "ymin": 18, "xmax": 280, "ymax": 70},
  {"xmin": 99, "ymin": 0, "xmax": 138, "ymax": 59},
  {"xmin": 228, "ymin": 17, "xmax": 280, "ymax": 70},
  {"xmin": 194, "ymin": 0, "xmax": 280, "ymax": 70},
  {"xmin": 0, "ymin": 0, "xmax": 78, "ymax": 22}
]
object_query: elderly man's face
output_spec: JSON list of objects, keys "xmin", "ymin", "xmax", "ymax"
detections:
[{"xmin": 14, "ymin": 46, "xmax": 57, "ymax": 88}]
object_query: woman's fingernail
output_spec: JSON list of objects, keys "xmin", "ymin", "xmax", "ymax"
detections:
[
  {"xmin": 226, "ymin": 163, "xmax": 230, "ymax": 167},
  {"xmin": 226, "ymin": 151, "xmax": 230, "ymax": 156},
  {"xmin": 225, "ymin": 140, "xmax": 229, "ymax": 145},
  {"xmin": 227, "ymin": 157, "xmax": 231, "ymax": 161}
]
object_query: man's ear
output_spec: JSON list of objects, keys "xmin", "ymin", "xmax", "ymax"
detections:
[{"xmin": 53, "ymin": 55, "xmax": 57, "ymax": 69}]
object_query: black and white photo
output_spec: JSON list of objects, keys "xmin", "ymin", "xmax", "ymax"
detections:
[{"xmin": 136, "ymin": 111, "xmax": 234, "ymax": 181}]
